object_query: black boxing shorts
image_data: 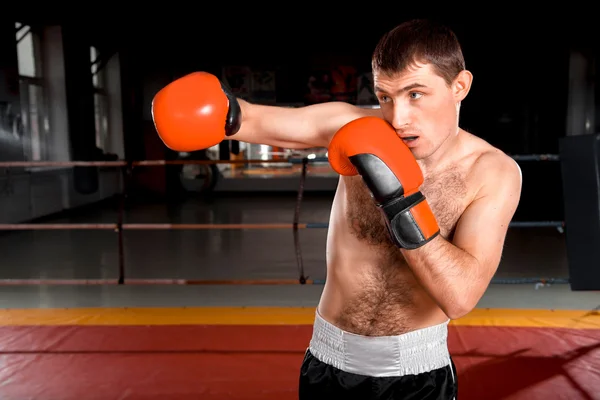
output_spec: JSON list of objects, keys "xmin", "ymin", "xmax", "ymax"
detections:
[{"xmin": 298, "ymin": 310, "xmax": 457, "ymax": 400}]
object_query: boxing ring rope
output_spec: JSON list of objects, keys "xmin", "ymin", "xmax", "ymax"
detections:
[{"xmin": 0, "ymin": 154, "xmax": 566, "ymax": 286}]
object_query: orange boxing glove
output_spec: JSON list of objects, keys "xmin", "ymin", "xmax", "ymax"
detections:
[
  {"xmin": 151, "ymin": 72, "xmax": 241, "ymax": 151},
  {"xmin": 328, "ymin": 116, "xmax": 440, "ymax": 249}
]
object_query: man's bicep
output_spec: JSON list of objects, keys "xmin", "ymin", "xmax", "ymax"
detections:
[{"xmin": 452, "ymin": 161, "xmax": 522, "ymax": 275}]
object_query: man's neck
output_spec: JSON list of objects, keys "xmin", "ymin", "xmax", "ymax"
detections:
[{"xmin": 419, "ymin": 129, "xmax": 462, "ymax": 174}]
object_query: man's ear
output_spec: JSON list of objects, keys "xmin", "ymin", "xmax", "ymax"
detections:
[{"xmin": 453, "ymin": 70, "xmax": 473, "ymax": 102}]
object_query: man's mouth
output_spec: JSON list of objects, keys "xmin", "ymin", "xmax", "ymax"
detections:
[{"xmin": 399, "ymin": 136, "xmax": 420, "ymax": 148}]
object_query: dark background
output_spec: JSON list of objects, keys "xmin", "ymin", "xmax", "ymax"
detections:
[{"xmin": 8, "ymin": 8, "xmax": 600, "ymax": 223}]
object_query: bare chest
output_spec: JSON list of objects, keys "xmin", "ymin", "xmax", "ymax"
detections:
[
  {"xmin": 344, "ymin": 167, "xmax": 469, "ymax": 246},
  {"xmin": 333, "ymin": 169, "xmax": 471, "ymax": 335}
]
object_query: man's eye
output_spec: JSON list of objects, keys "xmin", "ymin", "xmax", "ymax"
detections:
[
  {"xmin": 410, "ymin": 92, "xmax": 423, "ymax": 100},
  {"xmin": 379, "ymin": 96, "xmax": 390, "ymax": 103}
]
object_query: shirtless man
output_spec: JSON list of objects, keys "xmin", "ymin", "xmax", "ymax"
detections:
[{"xmin": 151, "ymin": 19, "xmax": 522, "ymax": 399}]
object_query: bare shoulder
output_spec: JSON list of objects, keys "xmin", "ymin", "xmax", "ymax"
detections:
[
  {"xmin": 320, "ymin": 102, "xmax": 382, "ymax": 126},
  {"xmin": 469, "ymin": 139, "xmax": 522, "ymax": 204},
  {"xmin": 355, "ymin": 105, "xmax": 384, "ymax": 118},
  {"xmin": 315, "ymin": 103, "xmax": 382, "ymax": 145},
  {"xmin": 306, "ymin": 101, "xmax": 381, "ymax": 119}
]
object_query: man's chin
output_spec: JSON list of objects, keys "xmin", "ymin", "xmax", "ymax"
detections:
[
  {"xmin": 413, "ymin": 149, "xmax": 439, "ymax": 164},
  {"xmin": 410, "ymin": 148, "xmax": 427, "ymax": 161}
]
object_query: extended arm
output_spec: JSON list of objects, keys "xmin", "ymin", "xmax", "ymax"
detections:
[
  {"xmin": 400, "ymin": 154, "xmax": 522, "ymax": 319},
  {"xmin": 234, "ymin": 99, "xmax": 380, "ymax": 149},
  {"xmin": 151, "ymin": 71, "xmax": 380, "ymax": 152}
]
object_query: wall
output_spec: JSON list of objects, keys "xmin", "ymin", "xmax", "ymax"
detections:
[{"xmin": 0, "ymin": 22, "xmax": 124, "ymax": 224}]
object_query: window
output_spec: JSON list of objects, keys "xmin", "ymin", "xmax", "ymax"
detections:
[
  {"xmin": 91, "ymin": 46, "xmax": 109, "ymax": 151},
  {"xmin": 16, "ymin": 22, "xmax": 49, "ymax": 161}
]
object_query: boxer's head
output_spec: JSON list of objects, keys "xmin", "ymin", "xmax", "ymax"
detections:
[{"xmin": 371, "ymin": 19, "xmax": 473, "ymax": 161}]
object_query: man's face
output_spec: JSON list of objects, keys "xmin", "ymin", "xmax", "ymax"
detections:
[{"xmin": 373, "ymin": 62, "xmax": 467, "ymax": 161}]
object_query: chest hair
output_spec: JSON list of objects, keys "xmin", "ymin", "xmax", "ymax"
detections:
[
  {"xmin": 345, "ymin": 166, "xmax": 468, "ymax": 246},
  {"xmin": 339, "ymin": 168, "xmax": 469, "ymax": 335}
]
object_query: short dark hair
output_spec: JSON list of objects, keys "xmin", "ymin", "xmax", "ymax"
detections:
[{"xmin": 371, "ymin": 19, "xmax": 465, "ymax": 86}]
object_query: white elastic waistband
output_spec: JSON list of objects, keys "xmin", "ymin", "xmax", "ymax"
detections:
[{"xmin": 309, "ymin": 310, "xmax": 451, "ymax": 377}]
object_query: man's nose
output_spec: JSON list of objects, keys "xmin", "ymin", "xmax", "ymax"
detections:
[{"xmin": 390, "ymin": 104, "xmax": 411, "ymax": 129}]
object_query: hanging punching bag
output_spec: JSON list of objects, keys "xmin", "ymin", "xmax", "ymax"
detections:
[{"xmin": 63, "ymin": 25, "xmax": 99, "ymax": 195}]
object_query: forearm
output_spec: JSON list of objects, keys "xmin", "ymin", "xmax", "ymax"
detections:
[
  {"xmin": 401, "ymin": 235, "xmax": 481, "ymax": 319},
  {"xmin": 230, "ymin": 101, "xmax": 310, "ymax": 148}
]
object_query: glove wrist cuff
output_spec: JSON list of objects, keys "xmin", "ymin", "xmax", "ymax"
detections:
[
  {"xmin": 381, "ymin": 192, "xmax": 440, "ymax": 249},
  {"xmin": 220, "ymin": 82, "xmax": 242, "ymax": 136}
]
